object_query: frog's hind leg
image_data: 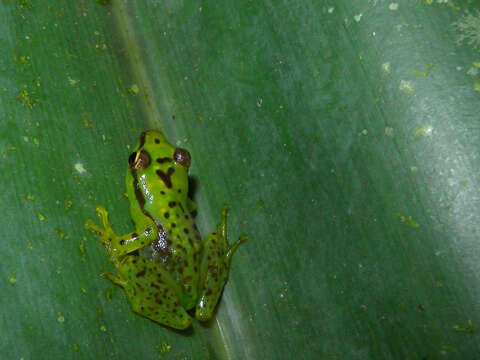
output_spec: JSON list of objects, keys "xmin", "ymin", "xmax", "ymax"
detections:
[
  {"xmin": 195, "ymin": 205, "xmax": 246, "ymax": 322},
  {"xmin": 116, "ymin": 256, "xmax": 192, "ymax": 330}
]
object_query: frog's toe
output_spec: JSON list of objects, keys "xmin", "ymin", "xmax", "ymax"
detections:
[{"xmin": 85, "ymin": 219, "xmax": 104, "ymax": 236}]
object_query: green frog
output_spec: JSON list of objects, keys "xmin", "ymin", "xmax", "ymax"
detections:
[{"xmin": 85, "ymin": 130, "xmax": 246, "ymax": 329}]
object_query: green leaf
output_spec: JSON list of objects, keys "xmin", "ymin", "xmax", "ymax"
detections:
[{"xmin": 2, "ymin": 0, "xmax": 480, "ymax": 359}]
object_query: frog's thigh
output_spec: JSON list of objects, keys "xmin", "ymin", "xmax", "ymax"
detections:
[
  {"xmin": 118, "ymin": 256, "xmax": 192, "ymax": 330},
  {"xmin": 195, "ymin": 233, "xmax": 229, "ymax": 322}
]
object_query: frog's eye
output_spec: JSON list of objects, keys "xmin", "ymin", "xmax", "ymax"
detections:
[
  {"xmin": 128, "ymin": 150, "xmax": 151, "ymax": 170},
  {"xmin": 173, "ymin": 148, "xmax": 191, "ymax": 168}
]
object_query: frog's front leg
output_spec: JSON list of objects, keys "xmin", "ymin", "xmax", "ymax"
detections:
[
  {"xmin": 195, "ymin": 205, "xmax": 246, "ymax": 321},
  {"xmin": 85, "ymin": 205, "xmax": 157, "ymax": 262}
]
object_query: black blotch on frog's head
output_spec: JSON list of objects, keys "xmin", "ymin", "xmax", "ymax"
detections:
[
  {"xmin": 129, "ymin": 150, "xmax": 151, "ymax": 170},
  {"xmin": 173, "ymin": 148, "xmax": 191, "ymax": 168}
]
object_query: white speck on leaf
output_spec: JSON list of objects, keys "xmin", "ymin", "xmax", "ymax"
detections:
[
  {"xmin": 354, "ymin": 13, "xmax": 363, "ymax": 22},
  {"xmin": 389, "ymin": 3, "xmax": 399, "ymax": 11},
  {"xmin": 328, "ymin": 7, "xmax": 334, "ymax": 14},
  {"xmin": 68, "ymin": 77, "xmax": 79, "ymax": 86},
  {"xmin": 381, "ymin": 62, "xmax": 391, "ymax": 74},
  {"xmin": 74, "ymin": 163, "xmax": 86, "ymax": 174}
]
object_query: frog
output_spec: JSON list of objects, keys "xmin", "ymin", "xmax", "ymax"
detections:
[{"xmin": 85, "ymin": 130, "xmax": 246, "ymax": 329}]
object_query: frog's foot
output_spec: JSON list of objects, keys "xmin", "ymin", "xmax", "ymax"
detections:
[
  {"xmin": 102, "ymin": 271, "xmax": 128, "ymax": 287},
  {"xmin": 195, "ymin": 205, "xmax": 246, "ymax": 322},
  {"xmin": 85, "ymin": 205, "xmax": 119, "ymax": 259},
  {"xmin": 86, "ymin": 206, "xmax": 156, "ymax": 261}
]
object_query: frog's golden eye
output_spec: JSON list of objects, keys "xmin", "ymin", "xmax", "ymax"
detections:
[
  {"xmin": 173, "ymin": 148, "xmax": 191, "ymax": 168},
  {"xmin": 128, "ymin": 150, "xmax": 151, "ymax": 170}
]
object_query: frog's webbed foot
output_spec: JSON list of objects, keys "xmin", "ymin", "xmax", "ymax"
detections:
[{"xmin": 195, "ymin": 205, "xmax": 246, "ymax": 322}]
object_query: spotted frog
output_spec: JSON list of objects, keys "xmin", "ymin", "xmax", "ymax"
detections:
[{"xmin": 85, "ymin": 130, "xmax": 246, "ymax": 329}]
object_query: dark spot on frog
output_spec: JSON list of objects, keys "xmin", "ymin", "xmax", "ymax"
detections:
[
  {"xmin": 168, "ymin": 201, "xmax": 176, "ymax": 208},
  {"xmin": 136, "ymin": 270, "xmax": 146, "ymax": 278},
  {"xmin": 171, "ymin": 222, "xmax": 177, "ymax": 228},
  {"xmin": 156, "ymin": 168, "xmax": 175, "ymax": 188},
  {"xmin": 188, "ymin": 238, "xmax": 193, "ymax": 246},
  {"xmin": 206, "ymin": 289, "xmax": 213, "ymax": 296},
  {"xmin": 160, "ymin": 190, "xmax": 165, "ymax": 195},
  {"xmin": 164, "ymin": 212, "xmax": 170, "ymax": 219},
  {"xmin": 156, "ymin": 157, "xmax": 172, "ymax": 164},
  {"xmin": 120, "ymin": 240, "xmax": 125, "ymax": 245},
  {"xmin": 183, "ymin": 228, "xmax": 189, "ymax": 234},
  {"xmin": 185, "ymin": 214, "xmax": 189, "ymax": 220},
  {"xmin": 154, "ymin": 138, "xmax": 160, "ymax": 144},
  {"xmin": 178, "ymin": 189, "xmax": 182, "ymax": 193},
  {"xmin": 151, "ymin": 282, "xmax": 161, "ymax": 290},
  {"xmin": 177, "ymin": 244, "xmax": 186, "ymax": 253}
]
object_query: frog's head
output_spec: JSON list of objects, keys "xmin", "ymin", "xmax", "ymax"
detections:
[{"xmin": 127, "ymin": 130, "xmax": 191, "ymax": 196}]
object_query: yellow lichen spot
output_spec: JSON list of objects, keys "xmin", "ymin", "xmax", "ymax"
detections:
[
  {"xmin": 9, "ymin": 272, "xmax": 17, "ymax": 284},
  {"xmin": 413, "ymin": 125, "xmax": 433, "ymax": 137},
  {"xmin": 57, "ymin": 313, "xmax": 65, "ymax": 323},
  {"xmin": 399, "ymin": 80, "xmax": 415, "ymax": 94},
  {"xmin": 397, "ymin": 214, "xmax": 420, "ymax": 228},
  {"xmin": 381, "ymin": 62, "xmax": 391, "ymax": 75},
  {"xmin": 65, "ymin": 199, "xmax": 72, "ymax": 210},
  {"xmin": 81, "ymin": 287, "xmax": 87, "ymax": 294},
  {"xmin": 384, "ymin": 127, "xmax": 394, "ymax": 136},
  {"xmin": 157, "ymin": 341, "xmax": 172, "ymax": 355},
  {"xmin": 100, "ymin": 325, "xmax": 107, "ymax": 332},
  {"xmin": 55, "ymin": 228, "xmax": 69, "ymax": 240},
  {"xmin": 37, "ymin": 212, "xmax": 46, "ymax": 221},
  {"xmin": 1, "ymin": 146, "xmax": 16, "ymax": 159},
  {"xmin": 21, "ymin": 193, "xmax": 35, "ymax": 201},
  {"xmin": 73, "ymin": 343, "xmax": 79, "ymax": 352},
  {"xmin": 128, "ymin": 84, "xmax": 139, "ymax": 96},
  {"xmin": 16, "ymin": 87, "xmax": 40, "ymax": 108}
]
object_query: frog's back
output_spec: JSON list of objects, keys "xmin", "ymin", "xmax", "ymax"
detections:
[{"xmin": 126, "ymin": 130, "xmax": 203, "ymax": 309}]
